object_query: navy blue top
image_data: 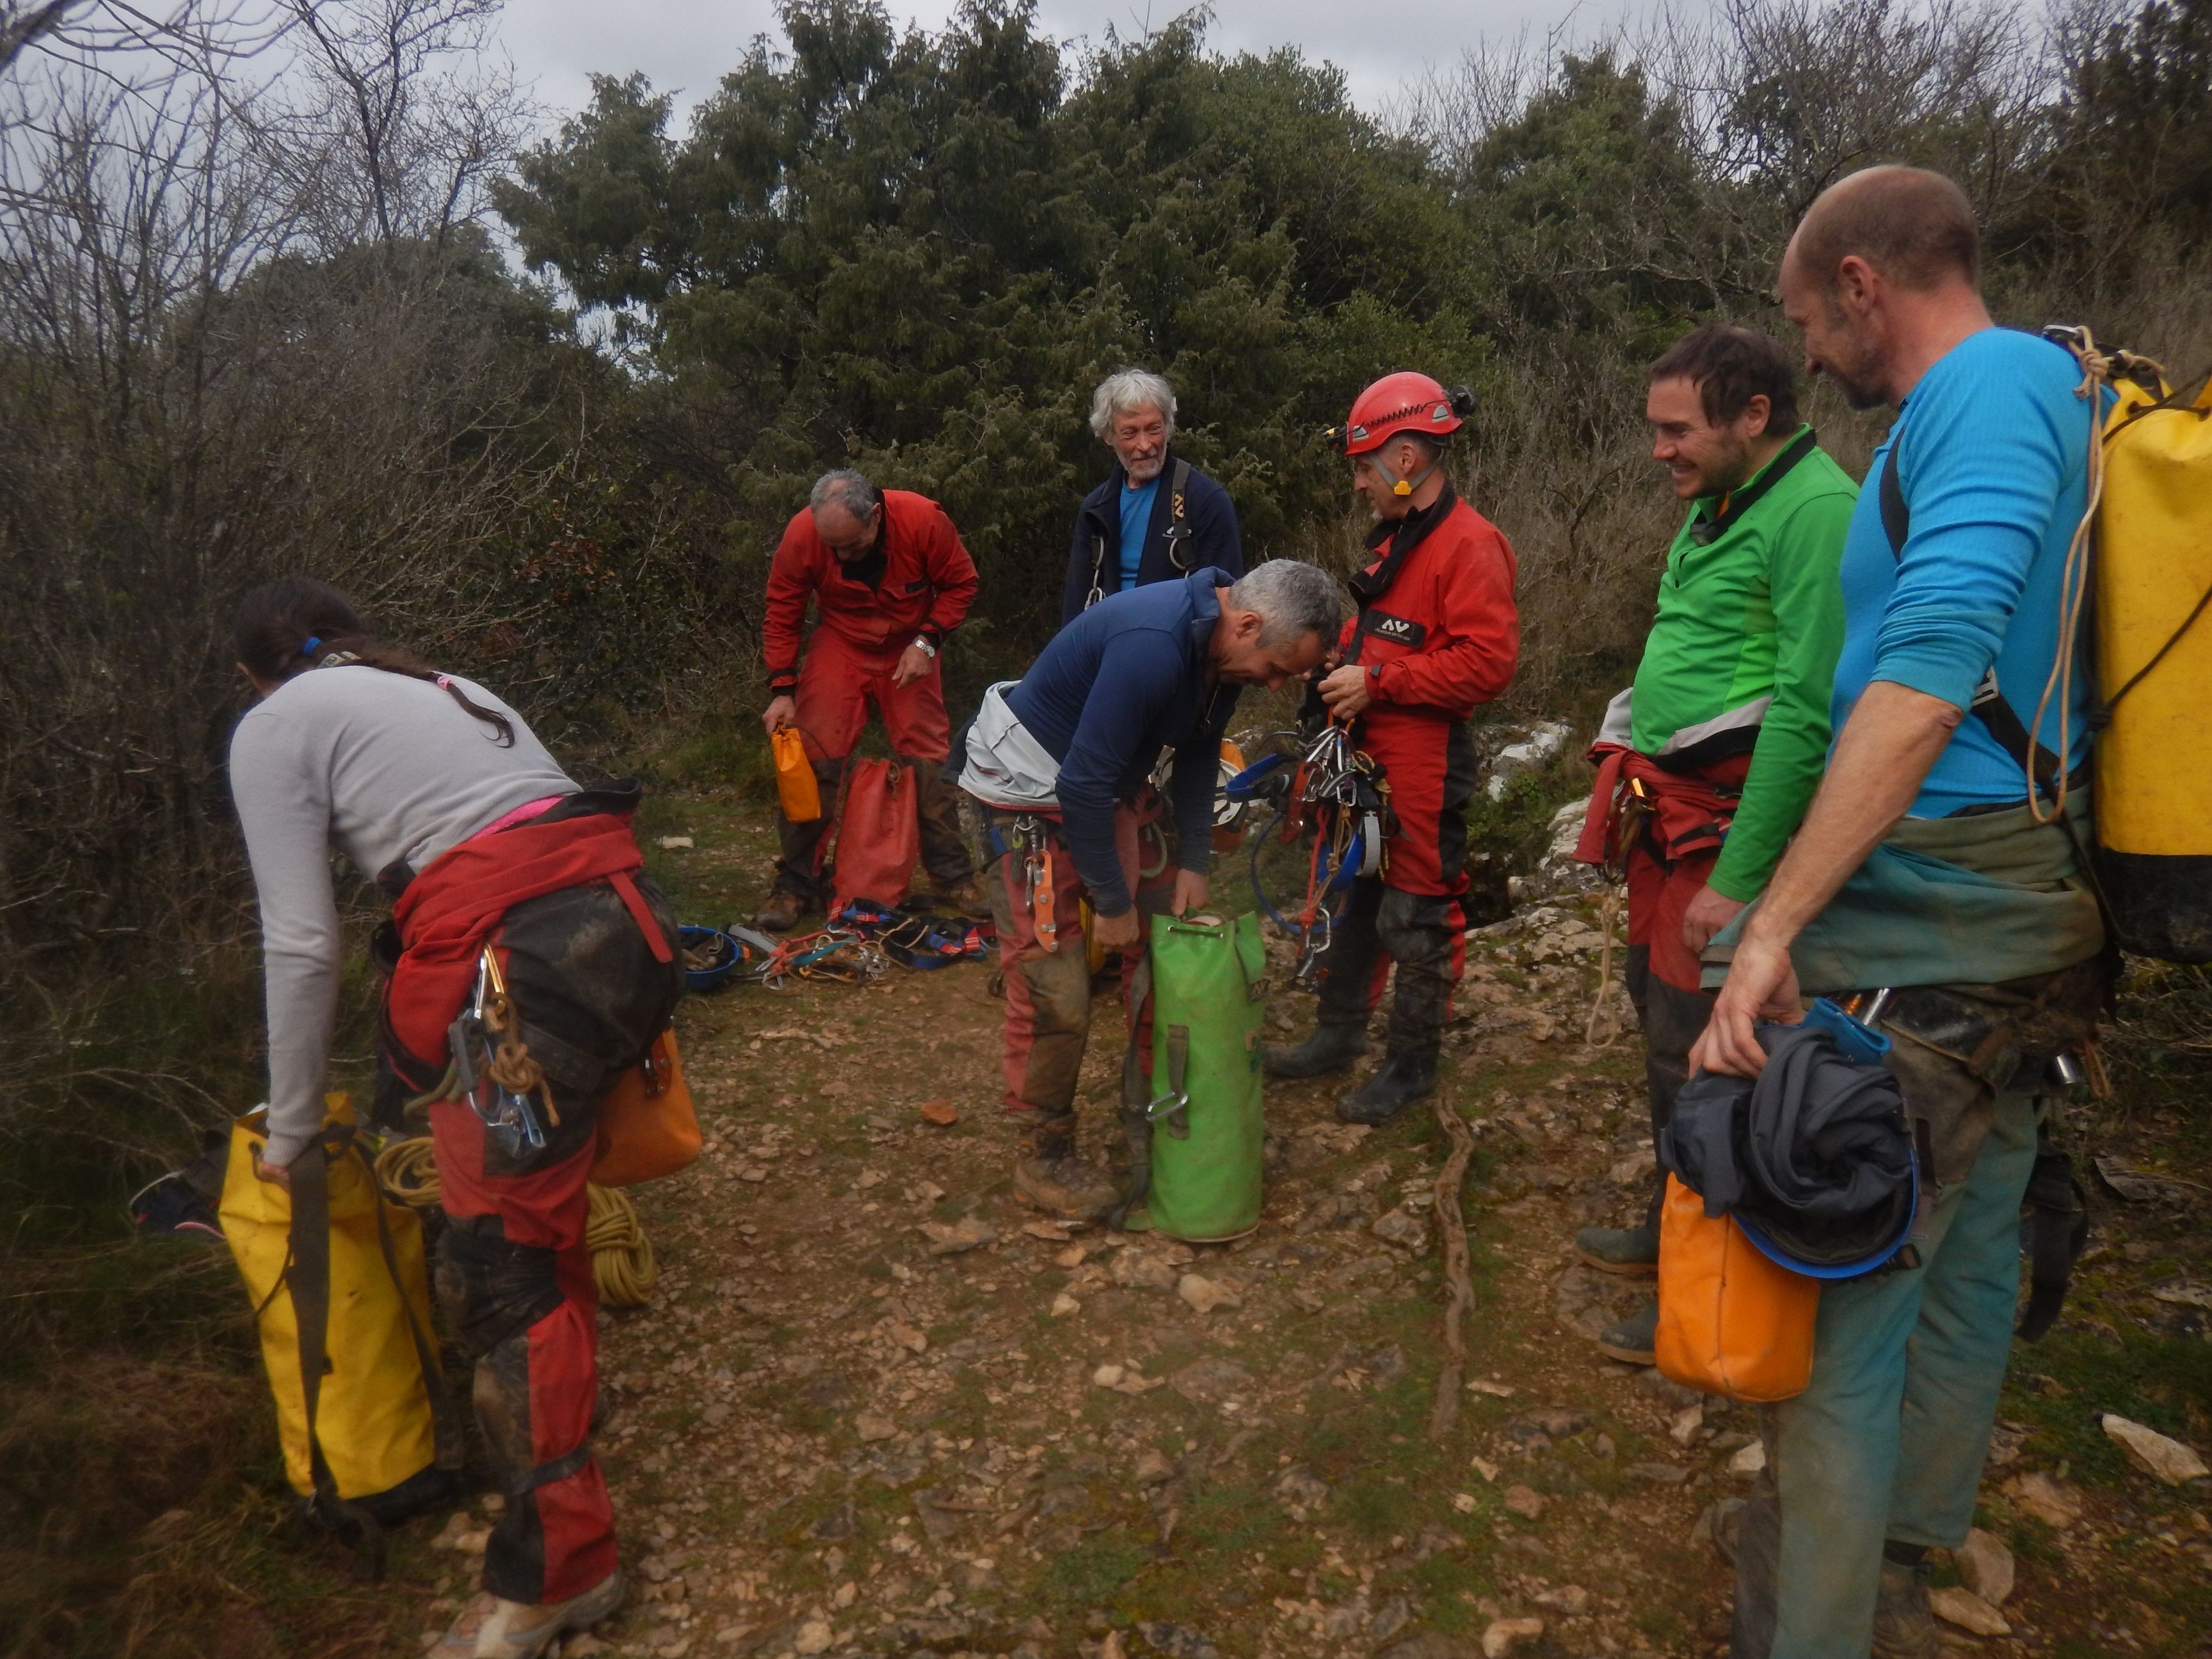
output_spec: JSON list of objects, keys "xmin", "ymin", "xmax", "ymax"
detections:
[
  {"xmin": 1007, "ymin": 569, "xmax": 1240, "ymax": 914},
  {"xmin": 1061, "ymin": 449, "xmax": 1244, "ymax": 625}
]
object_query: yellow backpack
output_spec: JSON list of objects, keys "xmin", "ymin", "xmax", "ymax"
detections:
[
  {"xmin": 218, "ymin": 1096, "xmax": 462, "ymax": 1569},
  {"xmin": 2059, "ymin": 330, "xmax": 2212, "ymax": 963}
]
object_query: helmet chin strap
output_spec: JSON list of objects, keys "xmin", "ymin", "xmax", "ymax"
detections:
[{"xmin": 1372, "ymin": 453, "xmax": 1441, "ymax": 499}]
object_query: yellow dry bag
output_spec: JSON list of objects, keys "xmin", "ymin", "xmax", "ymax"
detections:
[
  {"xmin": 772, "ymin": 725, "xmax": 821, "ymax": 823},
  {"xmin": 2078, "ymin": 340, "xmax": 2212, "ymax": 962},
  {"xmin": 218, "ymin": 1095, "xmax": 459, "ymax": 1563}
]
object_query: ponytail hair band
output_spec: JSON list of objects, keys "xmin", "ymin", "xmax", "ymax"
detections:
[{"xmin": 301, "ymin": 635, "xmax": 321, "ymax": 657}]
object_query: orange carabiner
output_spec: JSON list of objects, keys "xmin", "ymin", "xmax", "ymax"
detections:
[{"xmin": 1033, "ymin": 838, "xmax": 1059, "ymax": 953}]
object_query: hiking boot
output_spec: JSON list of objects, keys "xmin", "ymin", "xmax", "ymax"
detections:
[
  {"xmin": 1014, "ymin": 1154, "xmax": 1120, "ymax": 1222},
  {"xmin": 751, "ymin": 886, "xmax": 806, "ymax": 933},
  {"xmin": 428, "ymin": 1570, "xmax": 625, "ymax": 1658},
  {"xmin": 1265, "ymin": 1022, "xmax": 1370, "ymax": 1080},
  {"xmin": 931, "ymin": 874, "xmax": 991, "ymax": 917},
  {"xmin": 1575, "ymin": 1222, "xmax": 1660, "ymax": 1277},
  {"xmin": 1336, "ymin": 1048, "xmax": 1436, "ymax": 1125},
  {"xmin": 1870, "ymin": 1558, "xmax": 1941, "ymax": 1659},
  {"xmin": 1594, "ymin": 1298, "xmax": 1658, "ymax": 1365}
]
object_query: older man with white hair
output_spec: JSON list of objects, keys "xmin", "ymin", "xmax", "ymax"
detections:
[{"xmin": 1060, "ymin": 369, "xmax": 1243, "ymax": 625}]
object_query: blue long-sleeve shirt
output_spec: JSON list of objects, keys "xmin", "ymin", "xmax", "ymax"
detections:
[
  {"xmin": 1831, "ymin": 328, "xmax": 2099, "ymax": 817},
  {"xmin": 1007, "ymin": 569, "xmax": 1238, "ymax": 915}
]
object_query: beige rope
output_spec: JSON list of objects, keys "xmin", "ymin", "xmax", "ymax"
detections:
[{"xmin": 372, "ymin": 1137, "xmax": 657, "ymax": 1307}]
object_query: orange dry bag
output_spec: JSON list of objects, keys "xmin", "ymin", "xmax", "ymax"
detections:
[
  {"xmin": 772, "ymin": 726, "xmax": 821, "ymax": 823},
  {"xmin": 1654, "ymin": 1174, "xmax": 1818, "ymax": 1403},
  {"xmin": 590, "ymin": 1028, "xmax": 700, "ymax": 1187}
]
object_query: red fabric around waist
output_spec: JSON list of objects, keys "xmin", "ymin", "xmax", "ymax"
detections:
[
  {"xmin": 385, "ymin": 812, "xmax": 653, "ymax": 1073},
  {"xmin": 1575, "ymin": 746, "xmax": 1751, "ymax": 870}
]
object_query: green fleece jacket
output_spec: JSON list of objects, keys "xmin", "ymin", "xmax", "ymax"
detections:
[{"xmin": 1629, "ymin": 428, "xmax": 1856, "ymax": 901}]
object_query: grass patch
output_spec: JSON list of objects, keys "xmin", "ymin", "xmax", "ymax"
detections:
[{"xmin": 1036, "ymin": 1528, "xmax": 1148, "ymax": 1611}]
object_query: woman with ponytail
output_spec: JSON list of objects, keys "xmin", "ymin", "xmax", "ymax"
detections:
[{"xmin": 230, "ymin": 577, "xmax": 675, "ymax": 1658}]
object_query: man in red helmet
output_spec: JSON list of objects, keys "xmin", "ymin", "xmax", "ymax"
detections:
[{"xmin": 1265, "ymin": 373, "xmax": 1519, "ymax": 1123}]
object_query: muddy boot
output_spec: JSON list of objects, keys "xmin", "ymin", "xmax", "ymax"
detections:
[
  {"xmin": 1014, "ymin": 1124, "xmax": 1118, "ymax": 1222},
  {"xmin": 751, "ymin": 885, "xmax": 807, "ymax": 933},
  {"xmin": 1870, "ymin": 1554, "xmax": 1941, "ymax": 1659},
  {"xmin": 930, "ymin": 873, "xmax": 991, "ymax": 918},
  {"xmin": 1264, "ymin": 1022, "xmax": 1370, "ymax": 1079},
  {"xmin": 428, "ymin": 1571, "xmax": 625, "ymax": 1658},
  {"xmin": 1336, "ymin": 1045, "xmax": 1436, "ymax": 1126},
  {"xmin": 1594, "ymin": 1298, "xmax": 1658, "ymax": 1365},
  {"xmin": 1575, "ymin": 1222, "xmax": 1660, "ymax": 1276}
]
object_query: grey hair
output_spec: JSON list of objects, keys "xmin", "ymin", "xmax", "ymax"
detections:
[
  {"xmin": 810, "ymin": 468, "xmax": 880, "ymax": 520},
  {"xmin": 1088, "ymin": 369, "xmax": 1177, "ymax": 440},
  {"xmin": 1228, "ymin": 559, "xmax": 1342, "ymax": 650}
]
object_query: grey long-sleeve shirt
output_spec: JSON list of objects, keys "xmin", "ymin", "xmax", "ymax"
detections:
[{"xmin": 228, "ymin": 664, "xmax": 576, "ymax": 1165}]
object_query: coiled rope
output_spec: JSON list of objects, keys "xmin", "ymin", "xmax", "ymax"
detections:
[{"xmin": 372, "ymin": 1137, "xmax": 657, "ymax": 1307}]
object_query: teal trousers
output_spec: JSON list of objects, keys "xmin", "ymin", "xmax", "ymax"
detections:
[{"xmin": 1732, "ymin": 1077, "xmax": 2039, "ymax": 1659}]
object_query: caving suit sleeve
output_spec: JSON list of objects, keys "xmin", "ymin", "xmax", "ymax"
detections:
[
  {"xmin": 228, "ymin": 708, "xmax": 343, "ymax": 1169},
  {"xmin": 1055, "ymin": 628, "xmax": 1188, "ymax": 917},
  {"xmin": 763, "ymin": 515, "xmax": 819, "ymax": 693},
  {"xmin": 1708, "ymin": 490, "xmax": 1852, "ymax": 902},
  {"xmin": 1368, "ymin": 521, "xmax": 1519, "ymax": 717},
  {"xmin": 922, "ymin": 504, "xmax": 980, "ymax": 643}
]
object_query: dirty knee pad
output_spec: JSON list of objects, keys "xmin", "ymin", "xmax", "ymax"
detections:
[{"xmin": 437, "ymin": 1215, "xmax": 566, "ymax": 1356}]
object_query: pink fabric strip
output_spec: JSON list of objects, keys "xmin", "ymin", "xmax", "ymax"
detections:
[{"xmin": 474, "ymin": 794, "xmax": 565, "ymax": 840}]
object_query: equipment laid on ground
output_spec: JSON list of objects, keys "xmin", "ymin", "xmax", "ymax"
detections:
[
  {"xmin": 1118, "ymin": 910, "xmax": 1269, "ymax": 1242},
  {"xmin": 771, "ymin": 726, "xmax": 821, "ymax": 823},
  {"xmin": 218, "ymin": 1094, "xmax": 461, "ymax": 1569}
]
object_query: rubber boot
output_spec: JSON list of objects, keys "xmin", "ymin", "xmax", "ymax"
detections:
[
  {"xmin": 1014, "ymin": 1125, "xmax": 1119, "ymax": 1223},
  {"xmin": 1575, "ymin": 1222, "xmax": 1660, "ymax": 1276},
  {"xmin": 1264, "ymin": 1022, "xmax": 1370, "ymax": 1080},
  {"xmin": 1335, "ymin": 1045, "xmax": 1436, "ymax": 1126},
  {"xmin": 428, "ymin": 1571, "xmax": 625, "ymax": 1658},
  {"xmin": 1594, "ymin": 1298, "xmax": 1657, "ymax": 1365},
  {"xmin": 930, "ymin": 873, "xmax": 991, "ymax": 917},
  {"xmin": 1870, "ymin": 1556, "xmax": 1941, "ymax": 1659},
  {"xmin": 751, "ymin": 885, "xmax": 807, "ymax": 933}
]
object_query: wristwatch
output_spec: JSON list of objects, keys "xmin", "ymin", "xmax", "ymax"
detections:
[{"xmin": 911, "ymin": 636, "xmax": 938, "ymax": 659}]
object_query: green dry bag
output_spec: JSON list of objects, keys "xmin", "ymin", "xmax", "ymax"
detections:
[{"xmin": 1125, "ymin": 911, "xmax": 1267, "ymax": 1242}]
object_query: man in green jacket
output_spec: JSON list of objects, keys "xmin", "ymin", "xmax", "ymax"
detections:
[{"xmin": 1570, "ymin": 323, "xmax": 1856, "ymax": 1363}]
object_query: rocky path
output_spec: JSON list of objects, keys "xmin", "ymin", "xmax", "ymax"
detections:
[{"xmin": 389, "ymin": 793, "xmax": 2211, "ymax": 1659}]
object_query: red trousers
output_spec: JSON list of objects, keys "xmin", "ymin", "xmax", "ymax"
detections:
[
  {"xmin": 1358, "ymin": 709, "xmax": 1480, "ymax": 896},
  {"xmin": 429, "ymin": 1100, "xmax": 616, "ymax": 1605},
  {"xmin": 777, "ymin": 630, "xmax": 968, "ymax": 899},
  {"xmin": 976, "ymin": 798, "xmax": 1174, "ymax": 1134}
]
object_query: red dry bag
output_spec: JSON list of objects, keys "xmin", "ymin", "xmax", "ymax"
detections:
[{"xmin": 829, "ymin": 757, "xmax": 922, "ymax": 912}]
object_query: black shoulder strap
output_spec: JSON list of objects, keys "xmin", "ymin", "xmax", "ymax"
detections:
[
  {"xmin": 1687, "ymin": 426, "xmax": 1819, "ymax": 546},
  {"xmin": 1164, "ymin": 459, "xmax": 1196, "ymax": 571},
  {"xmin": 1878, "ymin": 446, "xmax": 2064, "ymax": 797},
  {"xmin": 1171, "ymin": 458, "xmax": 1191, "ymax": 522},
  {"xmin": 290, "ymin": 1132, "xmax": 385, "ymax": 1575}
]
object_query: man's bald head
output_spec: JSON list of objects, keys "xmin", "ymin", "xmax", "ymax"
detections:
[{"xmin": 1786, "ymin": 166, "xmax": 1981, "ymax": 296}]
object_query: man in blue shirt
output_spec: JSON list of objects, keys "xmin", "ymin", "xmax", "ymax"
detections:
[
  {"xmin": 1060, "ymin": 369, "xmax": 1244, "ymax": 624},
  {"xmin": 1693, "ymin": 167, "xmax": 2109, "ymax": 1659},
  {"xmin": 962, "ymin": 562, "xmax": 1336, "ymax": 1218}
]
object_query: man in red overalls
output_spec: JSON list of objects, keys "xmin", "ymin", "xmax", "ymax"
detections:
[
  {"xmin": 1264, "ymin": 374, "xmax": 1519, "ymax": 1123},
  {"xmin": 753, "ymin": 469, "xmax": 986, "ymax": 930}
]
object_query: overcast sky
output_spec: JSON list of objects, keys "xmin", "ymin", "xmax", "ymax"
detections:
[{"xmin": 494, "ymin": 0, "xmax": 1640, "ymax": 132}]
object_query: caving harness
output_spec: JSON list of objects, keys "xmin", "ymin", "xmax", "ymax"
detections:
[{"xmin": 1083, "ymin": 458, "xmax": 1196, "ymax": 611}]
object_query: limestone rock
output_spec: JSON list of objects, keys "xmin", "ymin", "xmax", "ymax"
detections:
[
  {"xmin": 1928, "ymin": 1587, "xmax": 2009, "ymax": 1637},
  {"xmin": 1532, "ymin": 1584, "xmax": 1590, "ymax": 1615},
  {"xmin": 1955, "ymin": 1527, "xmax": 2015, "ymax": 1605},
  {"xmin": 1177, "ymin": 1273, "xmax": 1241, "ymax": 1315},
  {"xmin": 2004, "ymin": 1470, "xmax": 2083, "ymax": 1528},
  {"xmin": 1502, "ymin": 1485, "xmax": 1545, "ymax": 1520},
  {"xmin": 1479, "ymin": 1615, "xmax": 1544, "ymax": 1657},
  {"xmin": 2101, "ymin": 1413, "xmax": 2209, "ymax": 1486}
]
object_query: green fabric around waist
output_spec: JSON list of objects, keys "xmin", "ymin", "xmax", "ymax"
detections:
[{"xmin": 1701, "ymin": 787, "xmax": 2105, "ymax": 994}]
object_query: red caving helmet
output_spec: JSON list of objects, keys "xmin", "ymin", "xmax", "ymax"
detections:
[{"xmin": 1339, "ymin": 372, "xmax": 1474, "ymax": 457}]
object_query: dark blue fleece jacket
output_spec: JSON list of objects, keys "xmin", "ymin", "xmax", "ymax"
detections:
[
  {"xmin": 1059, "ymin": 450, "xmax": 1244, "ymax": 625},
  {"xmin": 1007, "ymin": 569, "xmax": 1239, "ymax": 915}
]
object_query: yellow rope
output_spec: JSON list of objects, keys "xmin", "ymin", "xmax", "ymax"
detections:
[{"xmin": 372, "ymin": 1137, "xmax": 657, "ymax": 1308}]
